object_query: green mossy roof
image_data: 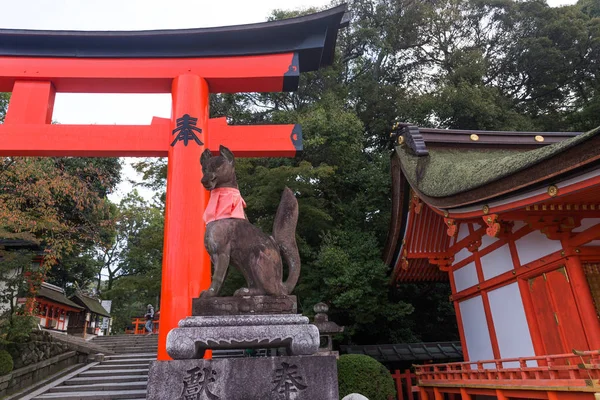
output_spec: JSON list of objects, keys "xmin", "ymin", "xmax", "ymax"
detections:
[
  {"xmin": 71, "ymin": 292, "xmax": 110, "ymax": 317},
  {"xmin": 396, "ymin": 126, "xmax": 600, "ymax": 198},
  {"xmin": 37, "ymin": 286, "xmax": 83, "ymax": 310}
]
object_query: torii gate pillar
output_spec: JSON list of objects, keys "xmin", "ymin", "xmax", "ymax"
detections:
[
  {"xmin": 161, "ymin": 75, "xmax": 211, "ymax": 359},
  {"xmin": 0, "ymin": 5, "xmax": 348, "ymax": 360}
]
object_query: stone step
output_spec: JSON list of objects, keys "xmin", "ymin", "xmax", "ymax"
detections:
[
  {"xmin": 47, "ymin": 381, "xmax": 148, "ymax": 393},
  {"xmin": 104, "ymin": 353, "xmax": 156, "ymax": 359},
  {"xmin": 35, "ymin": 389, "xmax": 147, "ymax": 399},
  {"xmin": 100, "ymin": 358, "xmax": 154, "ymax": 365},
  {"xmin": 79, "ymin": 368, "xmax": 149, "ymax": 377},
  {"xmin": 93, "ymin": 336, "xmax": 158, "ymax": 341},
  {"xmin": 92, "ymin": 340, "xmax": 157, "ymax": 345},
  {"xmin": 96, "ymin": 341, "xmax": 157, "ymax": 346},
  {"xmin": 64, "ymin": 375, "xmax": 148, "ymax": 385},
  {"xmin": 92, "ymin": 363, "xmax": 151, "ymax": 370},
  {"xmin": 113, "ymin": 348, "xmax": 156, "ymax": 354}
]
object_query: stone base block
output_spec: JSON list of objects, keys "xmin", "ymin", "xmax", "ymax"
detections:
[
  {"xmin": 147, "ymin": 355, "xmax": 339, "ymax": 400},
  {"xmin": 193, "ymin": 295, "xmax": 297, "ymax": 316},
  {"xmin": 167, "ymin": 314, "xmax": 320, "ymax": 359}
]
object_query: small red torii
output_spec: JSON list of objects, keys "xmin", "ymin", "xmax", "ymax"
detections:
[{"xmin": 0, "ymin": 5, "xmax": 348, "ymax": 360}]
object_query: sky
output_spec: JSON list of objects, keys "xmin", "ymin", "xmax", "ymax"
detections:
[{"xmin": 0, "ymin": 0, "xmax": 578, "ymax": 202}]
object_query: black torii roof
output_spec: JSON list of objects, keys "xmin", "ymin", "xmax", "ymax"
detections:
[
  {"xmin": 340, "ymin": 341, "xmax": 463, "ymax": 364},
  {"xmin": 0, "ymin": 5, "xmax": 348, "ymax": 73}
]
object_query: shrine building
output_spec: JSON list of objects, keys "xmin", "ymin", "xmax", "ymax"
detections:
[
  {"xmin": 34, "ymin": 282, "xmax": 83, "ymax": 332},
  {"xmin": 384, "ymin": 124, "xmax": 600, "ymax": 400}
]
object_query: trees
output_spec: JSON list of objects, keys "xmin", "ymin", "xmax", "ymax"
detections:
[
  {"xmin": 100, "ymin": 194, "xmax": 164, "ymax": 332},
  {"xmin": 0, "ymin": 96, "xmax": 121, "ymax": 329}
]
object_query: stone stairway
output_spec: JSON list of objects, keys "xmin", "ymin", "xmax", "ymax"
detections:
[{"xmin": 32, "ymin": 334, "xmax": 157, "ymax": 400}]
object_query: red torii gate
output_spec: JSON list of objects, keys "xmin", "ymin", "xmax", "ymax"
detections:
[{"xmin": 0, "ymin": 6, "xmax": 348, "ymax": 360}]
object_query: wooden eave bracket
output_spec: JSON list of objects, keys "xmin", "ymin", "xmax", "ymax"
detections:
[
  {"xmin": 444, "ymin": 218, "xmax": 457, "ymax": 237},
  {"xmin": 411, "ymin": 194, "xmax": 423, "ymax": 214},
  {"xmin": 429, "ymin": 256, "xmax": 454, "ymax": 271},
  {"xmin": 482, "ymin": 214, "xmax": 513, "ymax": 238},
  {"xmin": 526, "ymin": 216, "xmax": 581, "ymax": 240}
]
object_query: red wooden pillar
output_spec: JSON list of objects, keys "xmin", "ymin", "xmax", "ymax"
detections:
[
  {"xmin": 158, "ymin": 74, "xmax": 211, "ymax": 360},
  {"xmin": 392, "ymin": 370, "xmax": 404, "ymax": 400},
  {"xmin": 564, "ymin": 255, "xmax": 600, "ymax": 349},
  {"xmin": 404, "ymin": 370, "xmax": 413, "ymax": 400},
  {"xmin": 459, "ymin": 388, "xmax": 471, "ymax": 400},
  {"xmin": 4, "ymin": 81, "xmax": 55, "ymax": 124}
]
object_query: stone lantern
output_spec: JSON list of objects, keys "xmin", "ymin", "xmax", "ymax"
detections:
[{"xmin": 312, "ymin": 302, "xmax": 344, "ymax": 356}]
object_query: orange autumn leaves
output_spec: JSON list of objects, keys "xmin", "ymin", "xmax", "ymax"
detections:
[{"xmin": 0, "ymin": 157, "xmax": 116, "ymax": 269}]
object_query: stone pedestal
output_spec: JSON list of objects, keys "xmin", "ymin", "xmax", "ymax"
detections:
[
  {"xmin": 167, "ymin": 314, "xmax": 320, "ymax": 359},
  {"xmin": 147, "ymin": 355, "xmax": 339, "ymax": 400},
  {"xmin": 193, "ymin": 295, "xmax": 297, "ymax": 316}
]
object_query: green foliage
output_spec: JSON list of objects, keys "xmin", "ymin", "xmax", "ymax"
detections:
[
  {"xmin": 100, "ymin": 192, "xmax": 164, "ymax": 332},
  {"xmin": 0, "ymin": 249, "xmax": 38, "ymax": 342},
  {"xmin": 2, "ymin": 315, "xmax": 36, "ymax": 343},
  {"xmin": 337, "ymin": 354, "xmax": 396, "ymax": 400},
  {"xmin": 0, "ymin": 349, "xmax": 13, "ymax": 375}
]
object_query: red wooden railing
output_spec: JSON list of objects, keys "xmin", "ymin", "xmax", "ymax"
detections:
[
  {"xmin": 392, "ymin": 369, "xmax": 419, "ymax": 400},
  {"xmin": 415, "ymin": 350, "xmax": 600, "ymax": 390},
  {"xmin": 125, "ymin": 317, "xmax": 159, "ymax": 335}
]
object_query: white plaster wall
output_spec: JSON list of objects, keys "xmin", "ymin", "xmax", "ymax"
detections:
[
  {"xmin": 454, "ymin": 247, "xmax": 472, "ymax": 264},
  {"xmin": 515, "ymin": 230, "xmax": 562, "ymax": 266},
  {"xmin": 513, "ymin": 221, "xmax": 527, "ymax": 231},
  {"xmin": 459, "ymin": 295, "xmax": 494, "ymax": 363},
  {"xmin": 573, "ymin": 218, "xmax": 600, "ymax": 233},
  {"xmin": 584, "ymin": 240, "xmax": 600, "ymax": 247},
  {"xmin": 456, "ymin": 223, "xmax": 471, "ymax": 242},
  {"xmin": 454, "ymin": 262, "xmax": 479, "ymax": 292},
  {"xmin": 481, "ymin": 244, "xmax": 513, "ymax": 280},
  {"xmin": 488, "ymin": 283, "xmax": 536, "ymax": 367},
  {"xmin": 480, "ymin": 233, "xmax": 498, "ymax": 250}
]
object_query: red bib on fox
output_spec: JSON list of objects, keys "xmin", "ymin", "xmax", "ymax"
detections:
[{"xmin": 203, "ymin": 187, "xmax": 247, "ymax": 224}]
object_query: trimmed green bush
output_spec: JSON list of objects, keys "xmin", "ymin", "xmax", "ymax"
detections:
[
  {"xmin": 0, "ymin": 349, "xmax": 14, "ymax": 375},
  {"xmin": 337, "ymin": 354, "xmax": 395, "ymax": 400}
]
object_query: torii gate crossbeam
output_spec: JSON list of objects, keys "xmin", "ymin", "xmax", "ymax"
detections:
[{"xmin": 0, "ymin": 5, "xmax": 348, "ymax": 360}]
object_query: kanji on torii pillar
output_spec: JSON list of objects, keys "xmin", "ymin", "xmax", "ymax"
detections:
[{"xmin": 0, "ymin": 5, "xmax": 348, "ymax": 359}]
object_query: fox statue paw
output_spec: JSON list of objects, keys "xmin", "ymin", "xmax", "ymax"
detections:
[{"xmin": 199, "ymin": 288, "xmax": 216, "ymax": 299}]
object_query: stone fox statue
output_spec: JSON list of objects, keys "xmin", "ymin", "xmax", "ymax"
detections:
[{"xmin": 199, "ymin": 145, "xmax": 301, "ymax": 298}]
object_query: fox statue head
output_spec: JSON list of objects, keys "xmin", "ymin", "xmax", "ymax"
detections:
[{"xmin": 200, "ymin": 145, "xmax": 238, "ymax": 191}]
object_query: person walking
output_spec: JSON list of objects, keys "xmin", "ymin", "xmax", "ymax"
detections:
[{"xmin": 145, "ymin": 304, "xmax": 155, "ymax": 335}]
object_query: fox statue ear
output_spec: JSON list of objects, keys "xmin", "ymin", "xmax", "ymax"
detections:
[
  {"xmin": 219, "ymin": 145, "xmax": 235, "ymax": 163},
  {"xmin": 200, "ymin": 149, "xmax": 213, "ymax": 166}
]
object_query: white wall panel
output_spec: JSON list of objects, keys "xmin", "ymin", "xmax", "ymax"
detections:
[
  {"xmin": 454, "ymin": 247, "xmax": 472, "ymax": 264},
  {"xmin": 515, "ymin": 230, "xmax": 562, "ymax": 266},
  {"xmin": 456, "ymin": 223, "xmax": 471, "ymax": 242},
  {"xmin": 513, "ymin": 221, "xmax": 527, "ymax": 231},
  {"xmin": 480, "ymin": 233, "xmax": 498, "ymax": 250},
  {"xmin": 573, "ymin": 218, "xmax": 600, "ymax": 233},
  {"xmin": 584, "ymin": 240, "xmax": 600, "ymax": 247},
  {"xmin": 488, "ymin": 283, "xmax": 536, "ymax": 367},
  {"xmin": 481, "ymin": 244, "xmax": 513, "ymax": 280},
  {"xmin": 454, "ymin": 262, "xmax": 478, "ymax": 292},
  {"xmin": 459, "ymin": 296, "xmax": 494, "ymax": 362}
]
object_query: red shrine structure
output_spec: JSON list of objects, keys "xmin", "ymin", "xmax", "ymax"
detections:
[
  {"xmin": 0, "ymin": 5, "xmax": 348, "ymax": 360},
  {"xmin": 385, "ymin": 124, "xmax": 600, "ymax": 400}
]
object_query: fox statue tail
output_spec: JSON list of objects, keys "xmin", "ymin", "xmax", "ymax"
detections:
[{"xmin": 272, "ymin": 187, "xmax": 301, "ymax": 295}]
